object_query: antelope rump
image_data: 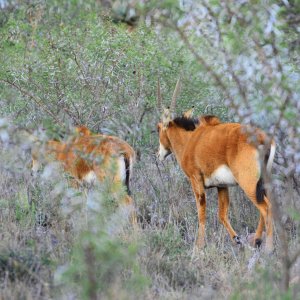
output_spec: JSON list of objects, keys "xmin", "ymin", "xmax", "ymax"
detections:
[{"xmin": 31, "ymin": 126, "xmax": 137, "ymax": 224}]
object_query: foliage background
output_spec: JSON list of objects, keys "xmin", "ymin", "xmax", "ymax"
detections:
[{"xmin": 0, "ymin": 0, "xmax": 299, "ymax": 299}]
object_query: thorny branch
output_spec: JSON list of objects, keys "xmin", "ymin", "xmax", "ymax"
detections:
[{"xmin": 0, "ymin": 78, "xmax": 64, "ymax": 126}]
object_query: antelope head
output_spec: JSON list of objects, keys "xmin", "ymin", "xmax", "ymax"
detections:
[{"xmin": 156, "ymin": 77, "xmax": 181, "ymax": 161}]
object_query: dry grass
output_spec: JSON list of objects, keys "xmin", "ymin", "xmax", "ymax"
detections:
[{"xmin": 0, "ymin": 141, "xmax": 299, "ymax": 300}]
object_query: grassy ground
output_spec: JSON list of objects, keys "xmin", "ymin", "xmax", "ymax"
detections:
[{"xmin": 0, "ymin": 140, "xmax": 299, "ymax": 299}]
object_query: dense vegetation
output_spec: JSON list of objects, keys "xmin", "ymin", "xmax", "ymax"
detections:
[{"xmin": 0, "ymin": 0, "xmax": 299, "ymax": 299}]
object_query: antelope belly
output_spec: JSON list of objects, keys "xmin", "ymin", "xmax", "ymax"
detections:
[{"xmin": 204, "ymin": 165, "xmax": 237, "ymax": 187}]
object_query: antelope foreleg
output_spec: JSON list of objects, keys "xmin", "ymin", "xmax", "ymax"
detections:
[{"xmin": 190, "ymin": 177, "xmax": 206, "ymax": 248}]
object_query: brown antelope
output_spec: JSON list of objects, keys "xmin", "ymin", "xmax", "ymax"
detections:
[
  {"xmin": 156, "ymin": 79, "xmax": 275, "ymax": 252},
  {"xmin": 31, "ymin": 126, "xmax": 137, "ymax": 223}
]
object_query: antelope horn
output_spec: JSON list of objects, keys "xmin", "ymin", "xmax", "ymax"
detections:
[
  {"xmin": 170, "ymin": 77, "xmax": 181, "ymax": 113},
  {"xmin": 157, "ymin": 77, "xmax": 163, "ymax": 114}
]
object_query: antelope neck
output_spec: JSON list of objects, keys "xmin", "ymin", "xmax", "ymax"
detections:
[{"xmin": 167, "ymin": 127, "xmax": 193, "ymax": 165}]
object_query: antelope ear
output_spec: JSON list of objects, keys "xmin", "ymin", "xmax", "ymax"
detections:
[
  {"xmin": 162, "ymin": 107, "xmax": 172, "ymax": 128},
  {"xmin": 183, "ymin": 107, "xmax": 194, "ymax": 118},
  {"xmin": 75, "ymin": 126, "xmax": 91, "ymax": 136},
  {"xmin": 200, "ymin": 115, "xmax": 221, "ymax": 126}
]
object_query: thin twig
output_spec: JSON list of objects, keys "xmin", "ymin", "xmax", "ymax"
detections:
[{"xmin": 0, "ymin": 78, "xmax": 64, "ymax": 126}]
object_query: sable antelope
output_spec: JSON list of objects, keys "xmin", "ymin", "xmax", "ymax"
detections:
[
  {"xmin": 31, "ymin": 126, "xmax": 137, "ymax": 223},
  {"xmin": 156, "ymin": 79, "xmax": 275, "ymax": 252}
]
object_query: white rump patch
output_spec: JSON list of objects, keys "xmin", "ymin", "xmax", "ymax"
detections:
[
  {"xmin": 267, "ymin": 143, "xmax": 276, "ymax": 173},
  {"xmin": 205, "ymin": 165, "xmax": 236, "ymax": 187},
  {"xmin": 83, "ymin": 171, "xmax": 97, "ymax": 184},
  {"xmin": 118, "ymin": 157, "xmax": 126, "ymax": 182}
]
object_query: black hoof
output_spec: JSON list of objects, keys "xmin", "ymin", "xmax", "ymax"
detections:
[
  {"xmin": 255, "ymin": 238, "xmax": 262, "ymax": 248},
  {"xmin": 233, "ymin": 236, "xmax": 242, "ymax": 245}
]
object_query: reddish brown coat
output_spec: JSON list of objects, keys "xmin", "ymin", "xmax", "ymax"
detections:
[
  {"xmin": 32, "ymin": 126, "xmax": 136, "ymax": 223},
  {"xmin": 158, "ymin": 114, "xmax": 275, "ymax": 252}
]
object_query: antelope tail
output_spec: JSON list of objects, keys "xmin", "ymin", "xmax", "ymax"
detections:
[
  {"xmin": 123, "ymin": 152, "xmax": 135, "ymax": 196},
  {"xmin": 266, "ymin": 140, "xmax": 276, "ymax": 174}
]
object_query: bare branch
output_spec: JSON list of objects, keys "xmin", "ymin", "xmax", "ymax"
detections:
[{"xmin": 0, "ymin": 78, "xmax": 64, "ymax": 126}]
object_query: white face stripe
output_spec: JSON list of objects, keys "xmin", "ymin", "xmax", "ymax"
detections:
[
  {"xmin": 205, "ymin": 165, "xmax": 237, "ymax": 187},
  {"xmin": 158, "ymin": 142, "xmax": 170, "ymax": 161}
]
